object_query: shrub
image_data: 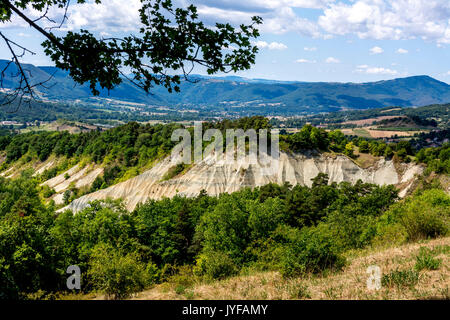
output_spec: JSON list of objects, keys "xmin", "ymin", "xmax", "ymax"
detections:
[
  {"xmin": 324, "ymin": 210, "xmax": 377, "ymax": 250},
  {"xmin": 193, "ymin": 250, "xmax": 237, "ymax": 280},
  {"xmin": 175, "ymin": 285, "xmax": 186, "ymax": 295},
  {"xmin": 379, "ymin": 189, "xmax": 449, "ymax": 242},
  {"xmin": 279, "ymin": 226, "xmax": 346, "ymax": 278},
  {"xmin": 88, "ymin": 244, "xmax": 152, "ymax": 299},
  {"xmin": 372, "ymin": 223, "xmax": 407, "ymax": 248},
  {"xmin": 167, "ymin": 265, "xmax": 196, "ymax": 288},
  {"xmin": 41, "ymin": 185, "xmax": 56, "ymax": 198},
  {"xmin": 287, "ymin": 283, "xmax": 311, "ymax": 299},
  {"xmin": 414, "ymin": 247, "xmax": 442, "ymax": 271},
  {"xmin": 162, "ymin": 163, "xmax": 186, "ymax": 181},
  {"xmin": 381, "ymin": 269, "xmax": 419, "ymax": 289}
]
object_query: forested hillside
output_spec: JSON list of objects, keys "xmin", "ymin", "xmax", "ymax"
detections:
[
  {"xmin": 1, "ymin": 118, "xmax": 449, "ymax": 191},
  {"xmin": 0, "ymin": 118, "xmax": 449, "ymax": 300}
]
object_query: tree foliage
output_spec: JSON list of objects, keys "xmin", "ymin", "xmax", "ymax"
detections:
[{"xmin": 0, "ymin": 0, "xmax": 261, "ymax": 104}]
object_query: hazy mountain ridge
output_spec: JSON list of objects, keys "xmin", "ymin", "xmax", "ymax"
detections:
[{"xmin": 1, "ymin": 59, "xmax": 449, "ymax": 112}]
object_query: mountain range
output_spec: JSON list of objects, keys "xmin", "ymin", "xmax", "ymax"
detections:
[{"xmin": 1, "ymin": 59, "xmax": 449, "ymax": 114}]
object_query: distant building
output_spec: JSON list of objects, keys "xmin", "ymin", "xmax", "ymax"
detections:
[{"xmin": 1, "ymin": 121, "xmax": 20, "ymax": 126}]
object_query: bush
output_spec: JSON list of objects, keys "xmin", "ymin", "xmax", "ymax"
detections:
[
  {"xmin": 287, "ymin": 283, "xmax": 311, "ymax": 299},
  {"xmin": 379, "ymin": 189, "xmax": 449, "ymax": 242},
  {"xmin": 167, "ymin": 265, "xmax": 196, "ymax": 288},
  {"xmin": 278, "ymin": 226, "xmax": 346, "ymax": 278},
  {"xmin": 162, "ymin": 163, "xmax": 186, "ymax": 181},
  {"xmin": 88, "ymin": 244, "xmax": 152, "ymax": 299},
  {"xmin": 414, "ymin": 247, "xmax": 442, "ymax": 271},
  {"xmin": 324, "ymin": 210, "xmax": 377, "ymax": 250},
  {"xmin": 372, "ymin": 223, "xmax": 407, "ymax": 248},
  {"xmin": 193, "ymin": 250, "xmax": 237, "ymax": 280},
  {"xmin": 381, "ymin": 269, "xmax": 419, "ymax": 288}
]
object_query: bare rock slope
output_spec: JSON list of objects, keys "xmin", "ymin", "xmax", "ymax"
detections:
[{"xmin": 64, "ymin": 152, "xmax": 423, "ymax": 213}]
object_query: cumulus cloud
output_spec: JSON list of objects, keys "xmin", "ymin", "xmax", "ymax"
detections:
[
  {"xmin": 0, "ymin": 0, "xmax": 142, "ymax": 31},
  {"xmin": 254, "ymin": 41, "xmax": 288, "ymax": 50},
  {"xmin": 370, "ymin": 46, "xmax": 384, "ymax": 54},
  {"xmin": 1, "ymin": 0, "xmax": 449, "ymax": 46},
  {"xmin": 325, "ymin": 57, "xmax": 340, "ymax": 63},
  {"xmin": 304, "ymin": 47, "xmax": 318, "ymax": 51},
  {"xmin": 193, "ymin": 0, "xmax": 334, "ymax": 12},
  {"xmin": 397, "ymin": 48, "xmax": 409, "ymax": 54},
  {"xmin": 258, "ymin": 7, "xmax": 322, "ymax": 37},
  {"xmin": 356, "ymin": 64, "xmax": 398, "ymax": 75},
  {"xmin": 318, "ymin": 0, "xmax": 450, "ymax": 44}
]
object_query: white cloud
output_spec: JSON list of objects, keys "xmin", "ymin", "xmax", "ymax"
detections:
[
  {"xmin": 65, "ymin": 0, "xmax": 141, "ymax": 31},
  {"xmin": 295, "ymin": 58, "xmax": 317, "ymax": 63},
  {"xmin": 1, "ymin": 0, "xmax": 449, "ymax": 46},
  {"xmin": 0, "ymin": 0, "xmax": 142, "ymax": 32},
  {"xmin": 254, "ymin": 41, "xmax": 288, "ymax": 50},
  {"xmin": 325, "ymin": 57, "xmax": 340, "ymax": 63},
  {"xmin": 193, "ymin": 0, "xmax": 334, "ymax": 12},
  {"xmin": 259, "ymin": 7, "xmax": 322, "ymax": 37},
  {"xmin": 370, "ymin": 46, "xmax": 384, "ymax": 54},
  {"xmin": 397, "ymin": 48, "xmax": 408, "ymax": 54},
  {"xmin": 304, "ymin": 46, "xmax": 318, "ymax": 51},
  {"xmin": 318, "ymin": 0, "xmax": 450, "ymax": 44},
  {"xmin": 356, "ymin": 64, "xmax": 398, "ymax": 75}
]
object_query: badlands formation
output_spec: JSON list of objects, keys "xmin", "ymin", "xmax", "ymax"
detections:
[{"xmin": 61, "ymin": 151, "xmax": 423, "ymax": 213}]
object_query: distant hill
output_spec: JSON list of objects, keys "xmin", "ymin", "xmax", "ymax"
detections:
[{"xmin": 0, "ymin": 59, "xmax": 449, "ymax": 114}]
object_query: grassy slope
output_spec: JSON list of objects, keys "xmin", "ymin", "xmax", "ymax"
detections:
[{"xmin": 130, "ymin": 237, "xmax": 449, "ymax": 300}]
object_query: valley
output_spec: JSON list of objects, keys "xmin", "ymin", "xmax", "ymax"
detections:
[{"xmin": 0, "ymin": 0, "xmax": 448, "ymax": 306}]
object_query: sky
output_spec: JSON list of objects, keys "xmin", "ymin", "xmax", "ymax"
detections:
[{"xmin": 0, "ymin": 0, "xmax": 449, "ymax": 84}]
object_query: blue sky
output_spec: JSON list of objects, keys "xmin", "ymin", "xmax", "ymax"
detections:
[{"xmin": 1, "ymin": 0, "xmax": 449, "ymax": 84}]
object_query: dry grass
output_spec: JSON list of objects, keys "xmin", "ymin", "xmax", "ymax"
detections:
[
  {"xmin": 340, "ymin": 126, "xmax": 422, "ymax": 139},
  {"xmin": 354, "ymin": 151, "xmax": 381, "ymax": 169},
  {"xmin": 366, "ymin": 129, "xmax": 420, "ymax": 138},
  {"xmin": 132, "ymin": 237, "xmax": 449, "ymax": 300},
  {"xmin": 380, "ymin": 108, "xmax": 402, "ymax": 113},
  {"xmin": 343, "ymin": 116, "xmax": 406, "ymax": 126}
]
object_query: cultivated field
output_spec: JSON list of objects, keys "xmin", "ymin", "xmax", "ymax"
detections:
[
  {"xmin": 341, "ymin": 127, "xmax": 424, "ymax": 138},
  {"xmin": 343, "ymin": 116, "xmax": 407, "ymax": 126}
]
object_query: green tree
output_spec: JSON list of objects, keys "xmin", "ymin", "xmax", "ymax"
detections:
[
  {"xmin": 344, "ymin": 142, "xmax": 354, "ymax": 158},
  {"xmin": 384, "ymin": 145, "xmax": 394, "ymax": 158},
  {"xmin": 359, "ymin": 140, "xmax": 369, "ymax": 153},
  {"xmin": 88, "ymin": 243, "xmax": 152, "ymax": 300},
  {"xmin": 0, "ymin": 0, "xmax": 262, "ymax": 102}
]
